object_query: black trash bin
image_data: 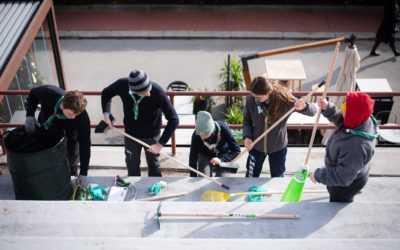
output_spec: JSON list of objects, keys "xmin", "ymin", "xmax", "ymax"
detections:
[{"xmin": 4, "ymin": 126, "xmax": 72, "ymax": 200}]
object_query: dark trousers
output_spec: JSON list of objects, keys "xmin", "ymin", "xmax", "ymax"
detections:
[
  {"xmin": 194, "ymin": 153, "xmax": 229, "ymax": 177},
  {"xmin": 327, "ymin": 174, "xmax": 368, "ymax": 202},
  {"xmin": 65, "ymin": 129, "xmax": 80, "ymax": 176},
  {"xmin": 245, "ymin": 147, "xmax": 287, "ymax": 177},
  {"xmin": 371, "ymin": 39, "xmax": 399, "ymax": 55},
  {"xmin": 124, "ymin": 136, "xmax": 161, "ymax": 177}
]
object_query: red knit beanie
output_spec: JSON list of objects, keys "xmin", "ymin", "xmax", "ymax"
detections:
[{"xmin": 344, "ymin": 92, "xmax": 374, "ymax": 129}]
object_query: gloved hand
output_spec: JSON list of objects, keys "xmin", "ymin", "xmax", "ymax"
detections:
[
  {"xmin": 77, "ymin": 175, "xmax": 88, "ymax": 187},
  {"xmin": 88, "ymin": 185, "xmax": 108, "ymax": 200},
  {"xmin": 24, "ymin": 116, "xmax": 36, "ymax": 133}
]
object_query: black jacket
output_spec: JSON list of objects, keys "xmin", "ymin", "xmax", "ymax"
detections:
[
  {"xmin": 101, "ymin": 78, "xmax": 179, "ymax": 145},
  {"xmin": 189, "ymin": 121, "xmax": 240, "ymax": 175},
  {"xmin": 26, "ymin": 85, "xmax": 91, "ymax": 175}
]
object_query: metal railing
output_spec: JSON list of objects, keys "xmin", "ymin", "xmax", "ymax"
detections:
[{"xmin": 1, "ymin": 89, "xmax": 400, "ymax": 156}]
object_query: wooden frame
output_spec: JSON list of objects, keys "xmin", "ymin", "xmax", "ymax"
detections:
[{"xmin": 0, "ymin": 0, "xmax": 66, "ymax": 92}]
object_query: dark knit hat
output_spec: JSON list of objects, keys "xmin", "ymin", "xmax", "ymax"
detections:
[{"xmin": 128, "ymin": 69, "xmax": 152, "ymax": 93}]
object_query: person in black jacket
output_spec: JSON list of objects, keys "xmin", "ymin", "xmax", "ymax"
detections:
[
  {"xmin": 370, "ymin": 0, "xmax": 399, "ymax": 56},
  {"xmin": 25, "ymin": 85, "xmax": 91, "ymax": 182},
  {"xmin": 101, "ymin": 69, "xmax": 179, "ymax": 176},
  {"xmin": 189, "ymin": 111, "xmax": 240, "ymax": 177}
]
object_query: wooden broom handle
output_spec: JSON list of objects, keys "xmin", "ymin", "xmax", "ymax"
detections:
[
  {"xmin": 158, "ymin": 212, "xmax": 300, "ymax": 219},
  {"xmin": 231, "ymin": 189, "xmax": 327, "ymax": 196},
  {"xmin": 304, "ymin": 42, "xmax": 341, "ymax": 165},
  {"xmin": 137, "ymin": 192, "xmax": 188, "ymax": 201},
  {"xmin": 112, "ymin": 128, "xmax": 230, "ymax": 190},
  {"xmin": 231, "ymin": 79, "xmax": 327, "ymax": 163}
]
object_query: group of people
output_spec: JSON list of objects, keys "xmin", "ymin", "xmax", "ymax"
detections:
[{"xmin": 24, "ymin": 69, "xmax": 378, "ymax": 202}]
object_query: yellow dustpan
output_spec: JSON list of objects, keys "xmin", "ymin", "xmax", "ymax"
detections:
[{"xmin": 200, "ymin": 189, "xmax": 326, "ymax": 202}]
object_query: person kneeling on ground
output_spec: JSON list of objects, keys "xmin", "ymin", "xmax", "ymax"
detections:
[
  {"xmin": 309, "ymin": 92, "xmax": 379, "ymax": 202},
  {"xmin": 189, "ymin": 111, "xmax": 240, "ymax": 177},
  {"xmin": 25, "ymin": 85, "xmax": 91, "ymax": 184}
]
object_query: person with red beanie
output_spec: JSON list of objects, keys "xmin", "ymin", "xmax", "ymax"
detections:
[{"xmin": 309, "ymin": 92, "xmax": 380, "ymax": 202}]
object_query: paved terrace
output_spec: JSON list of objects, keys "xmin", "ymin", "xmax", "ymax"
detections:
[{"xmin": 0, "ymin": 4, "xmax": 399, "ymax": 250}]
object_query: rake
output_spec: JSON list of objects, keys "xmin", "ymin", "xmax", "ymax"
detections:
[{"xmin": 155, "ymin": 202, "xmax": 300, "ymax": 229}]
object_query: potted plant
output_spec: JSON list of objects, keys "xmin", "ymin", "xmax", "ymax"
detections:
[
  {"xmin": 223, "ymin": 103, "xmax": 244, "ymax": 144},
  {"xmin": 218, "ymin": 55, "xmax": 245, "ymax": 109},
  {"xmin": 192, "ymin": 89, "xmax": 215, "ymax": 116}
]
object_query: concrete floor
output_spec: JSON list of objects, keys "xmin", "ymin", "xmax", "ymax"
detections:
[
  {"xmin": 0, "ymin": 200, "xmax": 399, "ymax": 240},
  {"xmin": 1, "ymin": 175, "xmax": 399, "ymax": 249}
]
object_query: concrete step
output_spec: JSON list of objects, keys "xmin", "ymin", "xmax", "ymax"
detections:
[
  {"xmin": 1, "ymin": 237, "xmax": 399, "ymax": 250},
  {"xmin": 88, "ymin": 146, "xmax": 400, "ymax": 177},
  {"xmin": 1, "ymin": 176, "xmax": 399, "ymax": 203},
  {"xmin": 1, "ymin": 200, "xmax": 399, "ymax": 239}
]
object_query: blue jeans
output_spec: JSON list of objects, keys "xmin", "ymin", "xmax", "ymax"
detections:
[{"xmin": 245, "ymin": 147, "xmax": 287, "ymax": 177}]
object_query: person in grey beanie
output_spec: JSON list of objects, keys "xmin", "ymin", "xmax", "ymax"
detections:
[
  {"xmin": 101, "ymin": 69, "xmax": 179, "ymax": 176},
  {"xmin": 189, "ymin": 111, "xmax": 240, "ymax": 177}
]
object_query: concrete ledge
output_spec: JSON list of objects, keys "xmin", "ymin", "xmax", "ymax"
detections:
[
  {"xmin": 58, "ymin": 30, "xmax": 377, "ymax": 40},
  {"xmin": 1, "ymin": 237, "xmax": 399, "ymax": 250},
  {"xmin": 1, "ymin": 200, "xmax": 399, "ymax": 239},
  {"xmin": 1, "ymin": 176, "xmax": 399, "ymax": 203}
]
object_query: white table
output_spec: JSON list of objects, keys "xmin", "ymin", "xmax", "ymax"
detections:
[
  {"xmin": 356, "ymin": 78, "xmax": 394, "ymax": 124},
  {"xmin": 287, "ymin": 103, "xmax": 330, "ymax": 125},
  {"xmin": 356, "ymin": 78, "xmax": 392, "ymax": 92},
  {"xmin": 265, "ymin": 59, "xmax": 306, "ymax": 91}
]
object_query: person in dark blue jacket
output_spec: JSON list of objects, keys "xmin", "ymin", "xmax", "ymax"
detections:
[
  {"xmin": 25, "ymin": 85, "xmax": 91, "ymax": 182},
  {"xmin": 101, "ymin": 69, "xmax": 179, "ymax": 176},
  {"xmin": 189, "ymin": 111, "xmax": 240, "ymax": 177}
]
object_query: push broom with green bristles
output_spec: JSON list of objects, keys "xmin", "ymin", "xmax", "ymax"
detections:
[{"xmin": 281, "ymin": 42, "xmax": 341, "ymax": 203}]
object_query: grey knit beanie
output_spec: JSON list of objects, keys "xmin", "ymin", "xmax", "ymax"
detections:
[
  {"xmin": 195, "ymin": 111, "xmax": 215, "ymax": 137},
  {"xmin": 128, "ymin": 69, "xmax": 152, "ymax": 93}
]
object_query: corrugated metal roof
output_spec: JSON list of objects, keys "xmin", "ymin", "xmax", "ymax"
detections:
[{"xmin": 0, "ymin": 0, "xmax": 41, "ymax": 75}]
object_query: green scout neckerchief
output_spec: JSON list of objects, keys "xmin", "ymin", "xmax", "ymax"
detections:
[
  {"xmin": 44, "ymin": 96, "xmax": 67, "ymax": 129},
  {"xmin": 201, "ymin": 122, "xmax": 221, "ymax": 155},
  {"xmin": 345, "ymin": 115, "xmax": 380, "ymax": 140},
  {"xmin": 129, "ymin": 89, "xmax": 143, "ymax": 120},
  {"xmin": 255, "ymin": 100, "xmax": 269, "ymax": 115}
]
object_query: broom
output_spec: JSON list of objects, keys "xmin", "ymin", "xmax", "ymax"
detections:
[{"xmin": 281, "ymin": 42, "xmax": 341, "ymax": 202}]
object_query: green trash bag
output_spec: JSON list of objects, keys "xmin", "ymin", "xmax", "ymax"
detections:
[{"xmin": 4, "ymin": 126, "xmax": 73, "ymax": 200}]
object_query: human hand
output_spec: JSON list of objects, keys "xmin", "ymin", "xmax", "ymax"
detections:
[
  {"xmin": 103, "ymin": 115, "xmax": 113, "ymax": 129},
  {"xmin": 244, "ymin": 138, "xmax": 254, "ymax": 151},
  {"xmin": 294, "ymin": 99, "xmax": 306, "ymax": 111},
  {"xmin": 147, "ymin": 143, "xmax": 163, "ymax": 154},
  {"xmin": 318, "ymin": 97, "xmax": 328, "ymax": 111},
  {"xmin": 24, "ymin": 116, "xmax": 36, "ymax": 133},
  {"xmin": 309, "ymin": 172, "xmax": 317, "ymax": 184},
  {"xmin": 210, "ymin": 157, "xmax": 221, "ymax": 166},
  {"xmin": 77, "ymin": 175, "xmax": 88, "ymax": 187}
]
